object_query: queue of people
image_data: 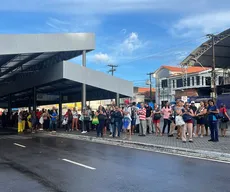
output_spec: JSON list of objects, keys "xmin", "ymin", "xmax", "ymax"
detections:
[{"xmin": 1, "ymin": 99, "xmax": 229, "ymax": 144}]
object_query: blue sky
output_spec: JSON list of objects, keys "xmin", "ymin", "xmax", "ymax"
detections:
[{"xmin": 1, "ymin": 0, "xmax": 230, "ymax": 87}]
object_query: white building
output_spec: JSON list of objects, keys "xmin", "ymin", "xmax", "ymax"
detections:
[{"xmin": 153, "ymin": 66, "xmax": 223, "ymax": 106}]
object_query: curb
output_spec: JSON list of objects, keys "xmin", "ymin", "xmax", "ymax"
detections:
[{"xmin": 38, "ymin": 132, "xmax": 230, "ymax": 163}]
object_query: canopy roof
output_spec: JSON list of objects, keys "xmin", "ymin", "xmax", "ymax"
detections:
[
  {"xmin": 0, "ymin": 33, "xmax": 95, "ymax": 84},
  {"xmin": 0, "ymin": 61, "xmax": 133, "ymax": 108},
  {"xmin": 181, "ymin": 28, "xmax": 230, "ymax": 68}
]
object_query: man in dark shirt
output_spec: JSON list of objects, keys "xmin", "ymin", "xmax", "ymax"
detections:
[
  {"xmin": 145, "ymin": 103, "xmax": 154, "ymax": 133},
  {"xmin": 190, "ymin": 101, "xmax": 197, "ymax": 135}
]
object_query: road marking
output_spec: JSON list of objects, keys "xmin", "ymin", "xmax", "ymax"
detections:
[
  {"xmin": 62, "ymin": 159, "xmax": 96, "ymax": 170},
  {"xmin": 13, "ymin": 143, "xmax": 26, "ymax": 148}
]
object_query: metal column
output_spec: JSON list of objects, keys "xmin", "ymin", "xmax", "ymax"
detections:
[
  {"xmin": 59, "ymin": 93, "xmax": 62, "ymax": 129},
  {"xmin": 116, "ymin": 93, "xmax": 120, "ymax": 107},
  {"xmin": 33, "ymin": 87, "xmax": 37, "ymax": 111},
  {"xmin": 81, "ymin": 50, "xmax": 87, "ymax": 131},
  {"xmin": 82, "ymin": 50, "xmax": 86, "ymax": 110}
]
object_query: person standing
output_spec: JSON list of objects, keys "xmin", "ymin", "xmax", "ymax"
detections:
[
  {"xmin": 195, "ymin": 101, "xmax": 207, "ymax": 137},
  {"xmin": 123, "ymin": 100, "xmax": 132, "ymax": 139},
  {"xmin": 219, "ymin": 103, "xmax": 230, "ymax": 137},
  {"xmin": 182, "ymin": 102, "xmax": 194, "ymax": 143},
  {"xmin": 97, "ymin": 110, "xmax": 106, "ymax": 137},
  {"xmin": 190, "ymin": 101, "xmax": 197, "ymax": 136},
  {"xmin": 131, "ymin": 102, "xmax": 139, "ymax": 134},
  {"xmin": 82, "ymin": 106, "xmax": 91, "ymax": 134},
  {"xmin": 72, "ymin": 107, "xmax": 79, "ymax": 131},
  {"xmin": 152, "ymin": 104, "xmax": 162, "ymax": 136},
  {"xmin": 111, "ymin": 106, "xmax": 123, "ymax": 138},
  {"xmin": 207, "ymin": 100, "xmax": 219, "ymax": 142},
  {"xmin": 145, "ymin": 103, "xmax": 153, "ymax": 134},
  {"xmin": 50, "ymin": 108, "xmax": 58, "ymax": 133},
  {"xmin": 161, "ymin": 102, "xmax": 172, "ymax": 135},
  {"xmin": 138, "ymin": 103, "xmax": 147, "ymax": 136}
]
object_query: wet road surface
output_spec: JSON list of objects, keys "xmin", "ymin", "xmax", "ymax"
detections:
[{"xmin": 0, "ymin": 135, "xmax": 229, "ymax": 192}]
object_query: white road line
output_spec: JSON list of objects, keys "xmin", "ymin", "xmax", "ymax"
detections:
[
  {"xmin": 62, "ymin": 159, "xmax": 96, "ymax": 170},
  {"xmin": 13, "ymin": 143, "xmax": 26, "ymax": 148}
]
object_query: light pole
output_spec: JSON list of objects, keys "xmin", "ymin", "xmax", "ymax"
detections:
[
  {"xmin": 147, "ymin": 72, "xmax": 154, "ymax": 101},
  {"xmin": 207, "ymin": 34, "xmax": 217, "ymax": 100}
]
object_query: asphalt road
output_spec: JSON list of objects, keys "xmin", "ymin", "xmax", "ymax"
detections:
[{"xmin": 0, "ymin": 135, "xmax": 229, "ymax": 192}]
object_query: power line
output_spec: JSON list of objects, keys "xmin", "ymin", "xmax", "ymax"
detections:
[
  {"xmin": 107, "ymin": 64, "xmax": 118, "ymax": 76},
  {"xmin": 119, "ymin": 31, "xmax": 222, "ymax": 66}
]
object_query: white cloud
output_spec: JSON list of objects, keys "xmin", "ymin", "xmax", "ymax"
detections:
[
  {"xmin": 171, "ymin": 11, "xmax": 230, "ymax": 37},
  {"xmin": 93, "ymin": 52, "xmax": 113, "ymax": 64},
  {"xmin": 1, "ymin": 0, "xmax": 229, "ymax": 15},
  {"xmin": 119, "ymin": 32, "xmax": 143, "ymax": 55},
  {"xmin": 45, "ymin": 16, "xmax": 101, "ymax": 33}
]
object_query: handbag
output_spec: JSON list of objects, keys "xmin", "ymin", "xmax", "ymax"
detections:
[
  {"xmin": 92, "ymin": 117, "xmax": 99, "ymax": 125},
  {"xmin": 176, "ymin": 115, "xmax": 185, "ymax": 126},
  {"xmin": 153, "ymin": 113, "xmax": 161, "ymax": 120}
]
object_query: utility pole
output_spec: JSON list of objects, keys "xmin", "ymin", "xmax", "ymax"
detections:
[
  {"xmin": 147, "ymin": 72, "xmax": 154, "ymax": 101},
  {"xmin": 207, "ymin": 34, "xmax": 217, "ymax": 100},
  {"xmin": 107, "ymin": 64, "xmax": 118, "ymax": 76}
]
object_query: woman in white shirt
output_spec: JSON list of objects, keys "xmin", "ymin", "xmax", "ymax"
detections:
[{"xmin": 72, "ymin": 107, "xmax": 79, "ymax": 131}]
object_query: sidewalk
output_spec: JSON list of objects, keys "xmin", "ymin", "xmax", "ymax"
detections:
[{"xmin": 37, "ymin": 129, "xmax": 230, "ymax": 162}]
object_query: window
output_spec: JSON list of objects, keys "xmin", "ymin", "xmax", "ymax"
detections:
[
  {"xmin": 205, "ymin": 77, "xmax": 211, "ymax": 86},
  {"xmin": 192, "ymin": 77, "xmax": 195, "ymax": 86},
  {"xmin": 196, "ymin": 76, "xmax": 200, "ymax": 85},
  {"xmin": 219, "ymin": 76, "xmax": 224, "ymax": 85},
  {"xmin": 202, "ymin": 76, "xmax": 204, "ymax": 85},
  {"xmin": 173, "ymin": 80, "xmax": 175, "ymax": 88},
  {"xmin": 161, "ymin": 79, "xmax": 168, "ymax": 88},
  {"xmin": 176, "ymin": 79, "xmax": 183, "ymax": 88},
  {"xmin": 187, "ymin": 78, "xmax": 190, "ymax": 86}
]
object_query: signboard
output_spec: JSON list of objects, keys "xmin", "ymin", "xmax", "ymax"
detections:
[{"xmin": 181, "ymin": 96, "xmax": 188, "ymax": 102}]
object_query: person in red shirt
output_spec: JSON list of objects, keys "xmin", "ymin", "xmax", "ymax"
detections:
[
  {"xmin": 36, "ymin": 109, "xmax": 42, "ymax": 130},
  {"xmin": 138, "ymin": 103, "xmax": 147, "ymax": 136},
  {"xmin": 219, "ymin": 104, "xmax": 230, "ymax": 137}
]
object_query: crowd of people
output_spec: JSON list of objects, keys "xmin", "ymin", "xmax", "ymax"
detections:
[
  {"xmin": 59, "ymin": 99, "xmax": 229, "ymax": 143},
  {"xmin": 1, "ymin": 99, "xmax": 229, "ymax": 143}
]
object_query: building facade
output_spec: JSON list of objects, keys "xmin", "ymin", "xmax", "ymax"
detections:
[{"xmin": 153, "ymin": 66, "xmax": 224, "ymax": 106}]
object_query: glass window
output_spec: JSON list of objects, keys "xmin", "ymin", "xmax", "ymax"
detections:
[
  {"xmin": 202, "ymin": 76, "xmax": 204, "ymax": 85},
  {"xmin": 192, "ymin": 77, "xmax": 195, "ymax": 86},
  {"xmin": 176, "ymin": 79, "xmax": 183, "ymax": 88},
  {"xmin": 173, "ymin": 80, "xmax": 175, "ymax": 88},
  {"xmin": 205, "ymin": 77, "xmax": 211, "ymax": 86},
  {"xmin": 196, "ymin": 76, "xmax": 200, "ymax": 85},
  {"xmin": 161, "ymin": 79, "xmax": 168, "ymax": 88}
]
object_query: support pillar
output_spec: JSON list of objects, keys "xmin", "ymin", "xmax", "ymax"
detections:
[
  {"xmin": 33, "ymin": 87, "xmax": 37, "ymax": 111},
  {"xmin": 82, "ymin": 50, "xmax": 87, "ymax": 130},
  {"xmin": 82, "ymin": 50, "xmax": 87, "ymax": 110},
  {"xmin": 59, "ymin": 93, "xmax": 62, "ymax": 129},
  {"xmin": 116, "ymin": 93, "xmax": 120, "ymax": 107}
]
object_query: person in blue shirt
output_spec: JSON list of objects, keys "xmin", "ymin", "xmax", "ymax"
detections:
[
  {"xmin": 50, "ymin": 109, "xmax": 58, "ymax": 132},
  {"xmin": 207, "ymin": 99, "xmax": 219, "ymax": 142}
]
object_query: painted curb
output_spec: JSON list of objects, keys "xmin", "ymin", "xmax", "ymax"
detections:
[{"xmin": 38, "ymin": 132, "xmax": 230, "ymax": 162}]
